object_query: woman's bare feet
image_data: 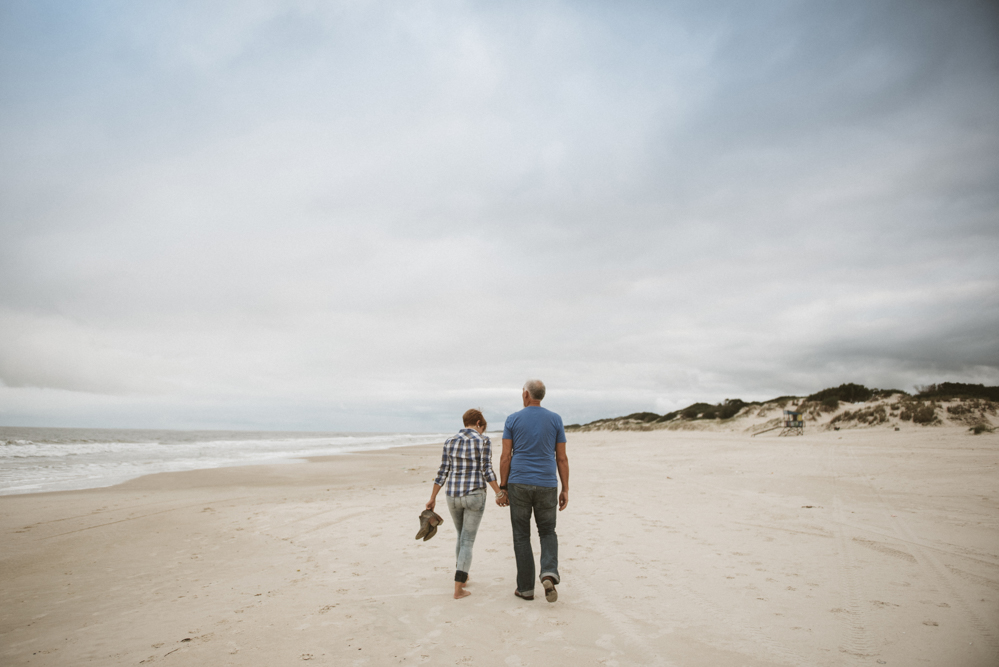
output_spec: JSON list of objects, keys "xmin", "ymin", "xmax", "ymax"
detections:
[{"xmin": 453, "ymin": 582, "xmax": 471, "ymax": 599}]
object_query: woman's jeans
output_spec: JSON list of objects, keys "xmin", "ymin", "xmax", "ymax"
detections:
[
  {"xmin": 508, "ymin": 483, "xmax": 560, "ymax": 596},
  {"xmin": 445, "ymin": 488, "xmax": 487, "ymax": 583}
]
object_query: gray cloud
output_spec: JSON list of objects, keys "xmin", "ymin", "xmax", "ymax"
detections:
[{"xmin": 1, "ymin": 1, "xmax": 997, "ymax": 430}]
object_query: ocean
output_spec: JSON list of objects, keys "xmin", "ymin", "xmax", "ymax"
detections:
[{"xmin": 0, "ymin": 426, "xmax": 448, "ymax": 496}]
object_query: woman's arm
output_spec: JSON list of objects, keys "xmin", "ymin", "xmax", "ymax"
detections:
[
  {"xmin": 428, "ymin": 444, "xmax": 451, "ymax": 510},
  {"xmin": 489, "ymin": 479, "xmax": 507, "ymax": 505},
  {"xmin": 426, "ymin": 483, "xmax": 442, "ymax": 511},
  {"xmin": 481, "ymin": 437, "xmax": 507, "ymax": 505}
]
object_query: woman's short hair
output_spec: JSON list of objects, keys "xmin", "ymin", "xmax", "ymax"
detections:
[{"xmin": 463, "ymin": 408, "xmax": 486, "ymax": 428}]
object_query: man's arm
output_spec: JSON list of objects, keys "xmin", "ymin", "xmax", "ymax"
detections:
[
  {"xmin": 500, "ymin": 439, "xmax": 513, "ymax": 488},
  {"xmin": 555, "ymin": 441, "xmax": 569, "ymax": 511}
]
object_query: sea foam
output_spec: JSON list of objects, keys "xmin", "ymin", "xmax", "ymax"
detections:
[{"xmin": 0, "ymin": 427, "xmax": 447, "ymax": 495}]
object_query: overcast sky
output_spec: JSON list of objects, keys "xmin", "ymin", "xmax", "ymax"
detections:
[{"xmin": 1, "ymin": 1, "xmax": 997, "ymax": 432}]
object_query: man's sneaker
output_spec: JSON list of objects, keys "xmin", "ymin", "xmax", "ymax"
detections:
[{"xmin": 542, "ymin": 577, "xmax": 558, "ymax": 603}]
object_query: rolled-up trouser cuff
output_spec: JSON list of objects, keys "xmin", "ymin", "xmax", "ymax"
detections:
[
  {"xmin": 455, "ymin": 570, "xmax": 468, "ymax": 583},
  {"xmin": 540, "ymin": 572, "xmax": 560, "ymax": 585}
]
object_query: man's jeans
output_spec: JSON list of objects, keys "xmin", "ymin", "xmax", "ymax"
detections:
[
  {"xmin": 508, "ymin": 483, "xmax": 559, "ymax": 596},
  {"xmin": 445, "ymin": 488, "xmax": 486, "ymax": 583}
]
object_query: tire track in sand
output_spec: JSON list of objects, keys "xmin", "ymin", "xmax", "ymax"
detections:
[
  {"xmin": 570, "ymin": 572, "xmax": 671, "ymax": 666},
  {"xmin": 845, "ymin": 447, "xmax": 999, "ymax": 665},
  {"xmin": 35, "ymin": 496, "xmax": 254, "ymax": 540},
  {"xmin": 578, "ymin": 517, "xmax": 809, "ymax": 665},
  {"xmin": 642, "ymin": 566, "xmax": 809, "ymax": 667},
  {"xmin": 830, "ymin": 495, "xmax": 878, "ymax": 662},
  {"xmin": 827, "ymin": 446, "xmax": 878, "ymax": 663}
]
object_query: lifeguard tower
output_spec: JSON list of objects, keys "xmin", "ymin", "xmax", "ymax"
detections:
[{"xmin": 779, "ymin": 409, "xmax": 804, "ymax": 436}]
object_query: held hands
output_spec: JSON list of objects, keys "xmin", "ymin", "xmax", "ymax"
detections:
[{"xmin": 495, "ymin": 490, "xmax": 509, "ymax": 507}]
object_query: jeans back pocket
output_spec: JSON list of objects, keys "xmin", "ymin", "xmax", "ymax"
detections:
[{"xmin": 470, "ymin": 489, "xmax": 487, "ymax": 511}]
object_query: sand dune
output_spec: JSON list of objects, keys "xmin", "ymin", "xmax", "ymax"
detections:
[
  {"xmin": 569, "ymin": 394, "xmax": 998, "ymax": 436},
  {"xmin": 2, "ymin": 427, "xmax": 997, "ymax": 666}
]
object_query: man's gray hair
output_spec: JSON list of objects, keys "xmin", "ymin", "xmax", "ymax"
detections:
[{"xmin": 523, "ymin": 379, "xmax": 546, "ymax": 401}]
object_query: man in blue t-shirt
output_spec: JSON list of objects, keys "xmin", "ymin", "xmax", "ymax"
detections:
[{"xmin": 499, "ymin": 379, "xmax": 569, "ymax": 603}]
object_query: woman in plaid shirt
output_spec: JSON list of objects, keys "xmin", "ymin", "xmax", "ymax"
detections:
[{"xmin": 426, "ymin": 409, "xmax": 508, "ymax": 599}]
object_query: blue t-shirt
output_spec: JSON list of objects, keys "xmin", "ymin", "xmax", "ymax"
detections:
[{"xmin": 503, "ymin": 406, "xmax": 567, "ymax": 488}]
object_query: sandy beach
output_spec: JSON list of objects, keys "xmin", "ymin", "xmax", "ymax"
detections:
[{"xmin": 2, "ymin": 427, "xmax": 997, "ymax": 666}]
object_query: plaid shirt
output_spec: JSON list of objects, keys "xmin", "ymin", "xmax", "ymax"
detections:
[{"xmin": 433, "ymin": 428, "xmax": 497, "ymax": 497}]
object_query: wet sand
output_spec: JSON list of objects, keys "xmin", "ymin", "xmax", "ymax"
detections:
[{"xmin": 2, "ymin": 427, "xmax": 997, "ymax": 666}]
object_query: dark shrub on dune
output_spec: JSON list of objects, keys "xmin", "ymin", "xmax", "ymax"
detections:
[
  {"xmin": 671, "ymin": 399, "xmax": 752, "ymax": 421},
  {"xmin": 900, "ymin": 401, "xmax": 938, "ymax": 424},
  {"xmin": 911, "ymin": 406, "xmax": 938, "ymax": 424},
  {"xmin": 717, "ymin": 399, "xmax": 750, "ymax": 420},
  {"xmin": 622, "ymin": 412, "xmax": 662, "ymax": 423},
  {"xmin": 655, "ymin": 411, "xmax": 680, "ymax": 423},
  {"xmin": 763, "ymin": 396, "xmax": 801, "ymax": 405},
  {"xmin": 916, "ymin": 383, "xmax": 999, "ymax": 401},
  {"xmin": 830, "ymin": 404, "xmax": 889, "ymax": 427},
  {"xmin": 807, "ymin": 383, "xmax": 874, "ymax": 404},
  {"xmin": 682, "ymin": 403, "xmax": 716, "ymax": 420},
  {"xmin": 873, "ymin": 388, "xmax": 908, "ymax": 398}
]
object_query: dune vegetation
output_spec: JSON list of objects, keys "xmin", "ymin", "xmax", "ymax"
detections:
[{"xmin": 565, "ymin": 382, "xmax": 999, "ymax": 434}]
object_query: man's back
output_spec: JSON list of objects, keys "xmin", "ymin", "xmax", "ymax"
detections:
[
  {"xmin": 503, "ymin": 406, "xmax": 566, "ymax": 487},
  {"xmin": 499, "ymin": 380, "xmax": 569, "ymax": 602}
]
